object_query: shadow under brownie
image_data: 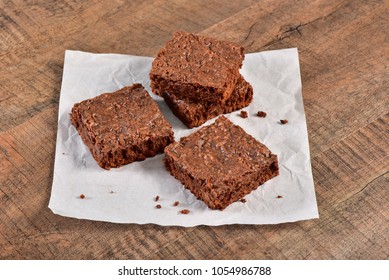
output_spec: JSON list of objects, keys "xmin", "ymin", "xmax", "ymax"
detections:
[
  {"xmin": 70, "ymin": 84, "xmax": 174, "ymax": 169},
  {"xmin": 164, "ymin": 116, "xmax": 279, "ymax": 210}
]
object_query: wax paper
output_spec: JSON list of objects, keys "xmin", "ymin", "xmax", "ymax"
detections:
[{"xmin": 49, "ymin": 48, "xmax": 319, "ymax": 226}]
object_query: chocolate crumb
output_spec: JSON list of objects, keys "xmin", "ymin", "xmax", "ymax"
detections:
[
  {"xmin": 155, "ymin": 195, "xmax": 160, "ymax": 202},
  {"xmin": 240, "ymin": 111, "xmax": 248, "ymax": 118},
  {"xmin": 109, "ymin": 190, "xmax": 114, "ymax": 194},
  {"xmin": 276, "ymin": 195, "xmax": 283, "ymax": 199},
  {"xmin": 257, "ymin": 111, "xmax": 267, "ymax": 118},
  {"xmin": 173, "ymin": 201, "xmax": 179, "ymax": 207},
  {"xmin": 79, "ymin": 194, "xmax": 85, "ymax": 199},
  {"xmin": 156, "ymin": 204, "xmax": 162, "ymax": 209},
  {"xmin": 62, "ymin": 152, "xmax": 65, "ymax": 155},
  {"xmin": 180, "ymin": 209, "xmax": 190, "ymax": 214},
  {"xmin": 280, "ymin": 119, "xmax": 288, "ymax": 124},
  {"xmin": 240, "ymin": 198, "xmax": 247, "ymax": 203}
]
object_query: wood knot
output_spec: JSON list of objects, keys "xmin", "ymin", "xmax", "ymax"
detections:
[{"xmin": 279, "ymin": 23, "xmax": 303, "ymax": 38}]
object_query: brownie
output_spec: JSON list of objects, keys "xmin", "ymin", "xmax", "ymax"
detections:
[
  {"xmin": 70, "ymin": 84, "xmax": 174, "ymax": 170},
  {"xmin": 150, "ymin": 31, "xmax": 244, "ymax": 103},
  {"xmin": 164, "ymin": 116, "xmax": 279, "ymax": 210},
  {"xmin": 162, "ymin": 75, "xmax": 253, "ymax": 128}
]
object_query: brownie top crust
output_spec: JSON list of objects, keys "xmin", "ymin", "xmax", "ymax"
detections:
[
  {"xmin": 164, "ymin": 116, "xmax": 277, "ymax": 181},
  {"xmin": 195, "ymin": 32, "xmax": 244, "ymax": 69},
  {"xmin": 151, "ymin": 31, "xmax": 244, "ymax": 89},
  {"xmin": 72, "ymin": 84, "xmax": 173, "ymax": 151}
]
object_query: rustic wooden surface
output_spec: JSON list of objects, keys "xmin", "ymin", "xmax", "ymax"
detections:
[{"xmin": 0, "ymin": 0, "xmax": 388, "ymax": 259}]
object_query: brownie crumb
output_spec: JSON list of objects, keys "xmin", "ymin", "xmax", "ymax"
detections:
[
  {"xmin": 240, "ymin": 198, "xmax": 247, "ymax": 203},
  {"xmin": 180, "ymin": 209, "xmax": 190, "ymax": 214},
  {"xmin": 62, "ymin": 152, "xmax": 65, "ymax": 155},
  {"xmin": 155, "ymin": 195, "xmax": 160, "ymax": 202},
  {"xmin": 240, "ymin": 111, "xmax": 248, "ymax": 118},
  {"xmin": 79, "ymin": 194, "xmax": 85, "ymax": 199},
  {"xmin": 280, "ymin": 119, "xmax": 288, "ymax": 124},
  {"xmin": 257, "ymin": 111, "xmax": 267, "ymax": 118},
  {"xmin": 173, "ymin": 201, "xmax": 179, "ymax": 207},
  {"xmin": 276, "ymin": 195, "xmax": 283, "ymax": 199},
  {"xmin": 109, "ymin": 191, "xmax": 114, "ymax": 194},
  {"xmin": 156, "ymin": 204, "xmax": 162, "ymax": 209}
]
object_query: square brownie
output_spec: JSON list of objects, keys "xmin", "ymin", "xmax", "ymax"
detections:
[
  {"xmin": 70, "ymin": 84, "xmax": 174, "ymax": 170},
  {"xmin": 162, "ymin": 75, "xmax": 253, "ymax": 128},
  {"xmin": 150, "ymin": 31, "xmax": 244, "ymax": 103},
  {"xmin": 164, "ymin": 116, "xmax": 279, "ymax": 210}
]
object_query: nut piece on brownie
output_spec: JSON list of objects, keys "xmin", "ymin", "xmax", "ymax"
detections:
[
  {"xmin": 70, "ymin": 84, "xmax": 174, "ymax": 170},
  {"xmin": 164, "ymin": 116, "xmax": 279, "ymax": 210},
  {"xmin": 150, "ymin": 31, "xmax": 244, "ymax": 103}
]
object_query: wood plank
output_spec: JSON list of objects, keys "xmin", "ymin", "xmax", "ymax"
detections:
[
  {"xmin": 201, "ymin": 0, "xmax": 389, "ymax": 155},
  {"xmin": 0, "ymin": 0, "xmax": 258, "ymax": 132},
  {"xmin": 0, "ymin": 0, "xmax": 388, "ymax": 259}
]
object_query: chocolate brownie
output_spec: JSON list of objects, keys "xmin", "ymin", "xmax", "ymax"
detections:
[
  {"xmin": 164, "ymin": 116, "xmax": 279, "ymax": 210},
  {"xmin": 70, "ymin": 84, "xmax": 174, "ymax": 170},
  {"xmin": 150, "ymin": 31, "xmax": 244, "ymax": 103},
  {"xmin": 162, "ymin": 75, "xmax": 253, "ymax": 128}
]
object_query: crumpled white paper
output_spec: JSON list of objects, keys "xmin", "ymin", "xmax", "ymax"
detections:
[{"xmin": 49, "ymin": 48, "xmax": 319, "ymax": 226}]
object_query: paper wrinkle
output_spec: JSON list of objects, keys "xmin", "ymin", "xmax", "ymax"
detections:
[{"xmin": 49, "ymin": 48, "xmax": 318, "ymax": 226}]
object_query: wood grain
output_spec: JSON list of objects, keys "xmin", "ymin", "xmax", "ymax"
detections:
[{"xmin": 0, "ymin": 0, "xmax": 388, "ymax": 259}]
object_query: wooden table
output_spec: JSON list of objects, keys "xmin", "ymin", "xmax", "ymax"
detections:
[{"xmin": 1, "ymin": 0, "xmax": 388, "ymax": 259}]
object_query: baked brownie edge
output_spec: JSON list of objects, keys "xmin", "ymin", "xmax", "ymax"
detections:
[
  {"xmin": 150, "ymin": 32, "xmax": 243, "ymax": 103},
  {"xmin": 164, "ymin": 116, "xmax": 279, "ymax": 209},
  {"xmin": 162, "ymin": 75, "xmax": 253, "ymax": 128},
  {"xmin": 70, "ymin": 84, "xmax": 174, "ymax": 169},
  {"xmin": 164, "ymin": 154, "xmax": 278, "ymax": 210}
]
